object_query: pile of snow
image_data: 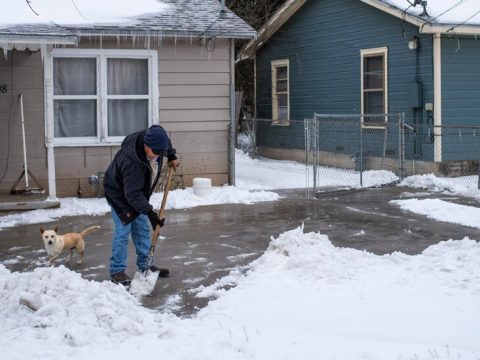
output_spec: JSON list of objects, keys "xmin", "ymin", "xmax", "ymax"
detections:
[
  {"xmin": 0, "ymin": 265, "xmax": 165, "ymax": 348},
  {"xmin": 388, "ymin": 174, "xmax": 480, "ymax": 229},
  {"xmin": 391, "ymin": 198, "xmax": 480, "ymax": 229},
  {"xmin": 1, "ymin": 227, "xmax": 480, "ymax": 359},
  {"xmin": 1, "ymin": 0, "xmax": 171, "ymax": 26},
  {"xmin": 151, "ymin": 185, "xmax": 279, "ymax": 210},
  {"xmin": 236, "ymin": 132, "xmax": 255, "ymax": 155},
  {"xmin": 400, "ymin": 173, "xmax": 480, "ymax": 200}
]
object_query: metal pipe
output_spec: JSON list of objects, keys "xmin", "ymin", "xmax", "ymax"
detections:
[
  {"xmin": 43, "ymin": 44, "xmax": 57, "ymax": 200},
  {"xmin": 19, "ymin": 93, "xmax": 30, "ymax": 189},
  {"xmin": 229, "ymin": 38, "xmax": 236, "ymax": 185},
  {"xmin": 359, "ymin": 116, "xmax": 363, "ymax": 187}
]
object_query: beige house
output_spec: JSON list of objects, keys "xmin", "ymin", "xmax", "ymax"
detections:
[{"xmin": 0, "ymin": 0, "xmax": 255, "ymax": 200}]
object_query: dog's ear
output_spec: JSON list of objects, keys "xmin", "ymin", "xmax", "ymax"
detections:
[
  {"xmin": 40, "ymin": 227, "xmax": 45, "ymax": 234},
  {"xmin": 54, "ymin": 225, "xmax": 59, "ymax": 233}
]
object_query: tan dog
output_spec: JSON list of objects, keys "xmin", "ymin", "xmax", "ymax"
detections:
[{"xmin": 40, "ymin": 225, "xmax": 100, "ymax": 266}]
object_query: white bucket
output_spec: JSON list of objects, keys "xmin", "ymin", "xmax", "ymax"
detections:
[{"xmin": 193, "ymin": 177, "xmax": 212, "ymax": 197}]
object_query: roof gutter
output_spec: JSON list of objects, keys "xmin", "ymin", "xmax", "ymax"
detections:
[
  {"xmin": 0, "ymin": 34, "xmax": 78, "ymax": 52},
  {"xmin": 420, "ymin": 24, "xmax": 480, "ymax": 35},
  {"xmin": 73, "ymin": 29, "xmax": 256, "ymax": 40}
]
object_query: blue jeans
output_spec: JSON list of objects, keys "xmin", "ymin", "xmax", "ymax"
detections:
[{"xmin": 110, "ymin": 208, "xmax": 151, "ymax": 275}]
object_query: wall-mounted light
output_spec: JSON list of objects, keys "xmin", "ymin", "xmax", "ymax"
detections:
[{"xmin": 408, "ymin": 37, "xmax": 418, "ymax": 50}]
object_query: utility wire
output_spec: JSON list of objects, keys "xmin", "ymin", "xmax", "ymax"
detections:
[
  {"xmin": 447, "ymin": 7, "xmax": 480, "ymax": 32},
  {"xmin": 71, "ymin": 0, "xmax": 89, "ymax": 21},
  {"xmin": 25, "ymin": 0, "xmax": 39, "ymax": 16},
  {"xmin": 428, "ymin": 0, "xmax": 469, "ymax": 23}
]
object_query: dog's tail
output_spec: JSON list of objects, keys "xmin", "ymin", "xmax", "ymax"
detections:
[{"xmin": 80, "ymin": 226, "xmax": 100, "ymax": 237}]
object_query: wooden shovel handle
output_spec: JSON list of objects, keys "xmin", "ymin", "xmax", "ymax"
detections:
[{"xmin": 148, "ymin": 166, "xmax": 175, "ymax": 262}]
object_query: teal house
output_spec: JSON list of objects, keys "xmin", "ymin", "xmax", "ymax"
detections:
[{"xmin": 240, "ymin": 0, "xmax": 480, "ymax": 175}]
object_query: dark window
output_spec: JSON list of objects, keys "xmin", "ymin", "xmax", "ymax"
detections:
[
  {"xmin": 363, "ymin": 54, "xmax": 386, "ymax": 125},
  {"xmin": 272, "ymin": 61, "xmax": 289, "ymax": 123}
]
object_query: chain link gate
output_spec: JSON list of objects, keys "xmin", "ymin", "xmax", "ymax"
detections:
[{"xmin": 305, "ymin": 113, "xmax": 405, "ymax": 195}]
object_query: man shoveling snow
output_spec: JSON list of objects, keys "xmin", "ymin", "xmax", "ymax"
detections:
[{"xmin": 103, "ymin": 125, "xmax": 180, "ymax": 286}]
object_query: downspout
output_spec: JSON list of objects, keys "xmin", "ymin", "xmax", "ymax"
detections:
[
  {"xmin": 254, "ymin": 52, "xmax": 257, "ymax": 118},
  {"xmin": 229, "ymin": 38, "xmax": 236, "ymax": 185},
  {"xmin": 43, "ymin": 45, "xmax": 57, "ymax": 200},
  {"xmin": 253, "ymin": 52, "xmax": 257, "ymax": 158},
  {"xmin": 433, "ymin": 33, "xmax": 442, "ymax": 162}
]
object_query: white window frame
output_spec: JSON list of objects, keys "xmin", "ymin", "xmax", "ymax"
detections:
[
  {"xmin": 360, "ymin": 47, "xmax": 388, "ymax": 128},
  {"xmin": 271, "ymin": 59, "xmax": 290, "ymax": 125},
  {"xmin": 49, "ymin": 48, "xmax": 158, "ymax": 146}
]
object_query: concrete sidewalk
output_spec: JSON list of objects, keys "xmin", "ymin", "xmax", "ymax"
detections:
[{"xmin": 1, "ymin": 186, "xmax": 479, "ymax": 316}]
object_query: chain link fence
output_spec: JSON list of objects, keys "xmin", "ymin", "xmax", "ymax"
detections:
[
  {"xmin": 305, "ymin": 114, "xmax": 406, "ymax": 194},
  {"xmin": 404, "ymin": 124, "xmax": 480, "ymax": 191},
  {"xmin": 238, "ymin": 115, "xmax": 480, "ymax": 195}
]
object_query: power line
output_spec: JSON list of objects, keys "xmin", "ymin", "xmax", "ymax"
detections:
[
  {"xmin": 25, "ymin": 0, "xmax": 39, "ymax": 16},
  {"xmin": 71, "ymin": 0, "xmax": 89, "ymax": 21},
  {"xmin": 447, "ymin": 7, "xmax": 480, "ymax": 32},
  {"xmin": 429, "ymin": 0, "xmax": 469, "ymax": 23}
]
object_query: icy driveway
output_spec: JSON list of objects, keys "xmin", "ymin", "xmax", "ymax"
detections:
[{"xmin": 1, "ymin": 186, "xmax": 480, "ymax": 315}]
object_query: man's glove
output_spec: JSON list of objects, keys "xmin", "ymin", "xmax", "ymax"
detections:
[{"xmin": 147, "ymin": 210, "xmax": 165, "ymax": 229}]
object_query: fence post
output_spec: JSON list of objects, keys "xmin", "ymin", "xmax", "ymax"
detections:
[
  {"xmin": 398, "ymin": 113, "xmax": 406, "ymax": 181},
  {"xmin": 252, "ymin": 118, "xmax": 257, "ymax": 158},
  {"xmin": 477, "ymin": 127, "xmax": 480, "ymax": 190},
  {"xmin": 313, "ymin": 117, "xmax": 318, "ymax": 194},
  {"xmin": 359, "ymin": 115, "xmax": 363, "ymax": 187},
  {"xmin": 478, "ymin": 160, "xmax": 480, "ymax": 190},
  {"xmin": 304, "ymin": 118, "xmax": 311, "ymax": 198}
]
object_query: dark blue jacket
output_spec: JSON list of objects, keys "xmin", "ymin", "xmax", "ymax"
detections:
[{"xmin": 103, "ymin": 128, "xmax": 176, "ymax": 224}]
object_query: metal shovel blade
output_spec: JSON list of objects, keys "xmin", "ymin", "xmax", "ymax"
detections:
[{"xmin": 129, "ymin": 270, "xmax": 160, "ymax": 298}]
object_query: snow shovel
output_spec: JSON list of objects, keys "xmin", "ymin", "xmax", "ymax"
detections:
[{"xmin": 129, "ymin": 166, "xmax": 175, "ymax": 297}]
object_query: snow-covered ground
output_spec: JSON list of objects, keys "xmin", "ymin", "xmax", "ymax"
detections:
[
  {"xmin": 235, "ymin": 149, "xmax": 398, "ymax": 190},
  {"xmin": 1, "ymin": 150, "xmax": 480, "ymax": 359}
]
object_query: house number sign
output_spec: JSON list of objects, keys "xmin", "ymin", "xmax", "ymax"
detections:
[{"xmin": 0, "ymin": 84, "xmax": 7, "ymax": 93}]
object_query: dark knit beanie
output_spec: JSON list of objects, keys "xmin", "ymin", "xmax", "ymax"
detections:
[{"xmin": 143, "ymin": 125, "xmax": 169, "ymax": 154}]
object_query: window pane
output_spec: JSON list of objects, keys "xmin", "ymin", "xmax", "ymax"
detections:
[
  {"xmin": 54, "ymin": 58, "xmax": 96, "ymax": 95},
  {"xmin": 276, "ymin": 80, "xmax": 288, "ymax": 93},
  {"xmin": 277, "ymin": 94, "xmax": 288, "ymax": 107},
  {"xmin": 108, "ymin": 99, "xmax": 148, "ymax": 136},
  {"xmin": 364, "ymin": 91, "xmax": 384, "ymax": 115},
  {"xmin": 364, "ymin": 56, "xmax": 383, "ymax": 89},
  {"xmin": 54, "ymin": 100, "xmax": 96, "ymax": 137},
  {"xmin": 278, "ymin": 106, "xmax": 288, "ymax": 120},
  {"xmin": 108, "ymin": 58, "xmax": 148, "ymax": 95},
  {"xmin": 276, "ymin": 66, "xmax": 288, "ymax": 80}
]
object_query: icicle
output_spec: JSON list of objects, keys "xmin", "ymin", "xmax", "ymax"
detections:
[
  {"xmin": 40, "ymin": 43, "xmax": 47, "ymax": 65},
  {"xmin": 116, "ymin": 35, "xmax": 121, "ymax": 48},
  {"xmin": 99, "ymin": 35, "xmax": 103, "ymax": 49},
  {"xmin": 132, "ymin": 34, "xmax": 136, "ymax": 49},
  {"xmin": 1, "ymin": 43, "xmax": 9, "ymax": 60}
]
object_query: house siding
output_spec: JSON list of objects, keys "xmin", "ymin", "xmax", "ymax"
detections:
[
  {"xmin": 0, "ymin": 36, "xmax": 232, "ymax": 196},
  {"xmin": 256, "ymin": 0, "xmax": 435, "ymax": 161},
  {"xmin": 0, "ymin": 50, "xmax": 48, "ymax": 193},
  {"xmin": 441, "ymin": 35, "xmax": 480, "ymax": 161}
]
